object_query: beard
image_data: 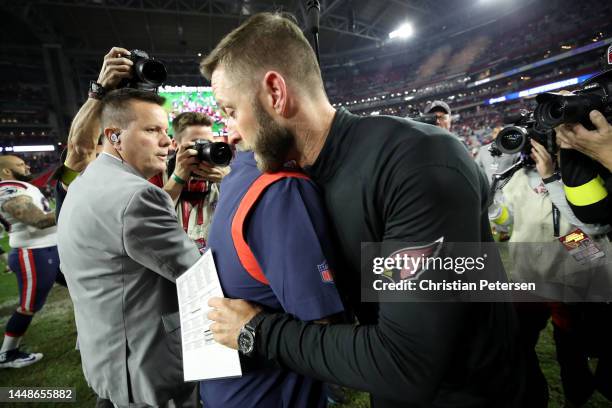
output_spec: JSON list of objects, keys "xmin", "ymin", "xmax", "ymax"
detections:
[
  {"xmin": 251, "ymin": 100, "xmax": 295, "ymax": 173},
  {"xmin": 14, "ymin": 172, "xmax": 32, "ymax": 182}
]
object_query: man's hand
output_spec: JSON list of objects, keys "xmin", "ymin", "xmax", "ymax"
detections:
[
  {"xmin": 530, "ymin": 139, "xmax": 555, "ymax": 179},
  {"xmin": 207, "ymin": 297, "xmax": 262, "ymax": 349},
  {"xmin": 97, "ymin": 47, "xmax": 133, "ymax": 90},
  {"xmin": 192, "ymin": 163, "xmax": 230, "ymax": 183},
  {"xmin": 173, "ymin": 142, "xmax": 199, "ymax": 180},
  {"xmin": 555, "ymin": 110, "xmax": 612, "ymax": 171},
  {"xmin": 65, "ymin": 46, "xmax": 133, "ymax": 174}
]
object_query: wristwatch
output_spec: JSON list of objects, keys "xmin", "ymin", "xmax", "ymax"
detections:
[
  {"xmin": 88, "ymin": 81, "xmax": 106, "ymax": 100},
  {"xmin": 237, "ymin": 312, "xmax": 266, "ymax": 357}
]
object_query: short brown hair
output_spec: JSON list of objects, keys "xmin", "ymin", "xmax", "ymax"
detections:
[
  {"xmin": 100, "ymin": 88, "xmax": 165, "ymax": 128},
  {"xmin": 172, "ymin": 112, "xmax": 213, "ymax": 141},
  {"xmin": 200, "ymin": 12, "xmax": 323, "ymax": 94}
]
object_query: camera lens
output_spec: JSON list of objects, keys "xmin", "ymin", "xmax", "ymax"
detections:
[
  {"xmin": 209, "ymin": 143, "xmax": 233, "ymax": 166},
  {"xmin": 496, "ymin": 126, "xmax": 528, "ymax": 155},
  {"xmin": 549, "ymin": 102, "xmax": 564, "ymax": 120},
  {"xmin": 140, "ymin": 60, "xmax": 167, "ymax": 85},
  {"xmin": 535, "ymin": 100, "xmax": 566, "ymax": 129}
]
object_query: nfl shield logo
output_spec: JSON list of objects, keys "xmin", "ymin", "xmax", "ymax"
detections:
[{"xmin": 317, "ymin": 261, "xmax": 334, "ymax": 283}]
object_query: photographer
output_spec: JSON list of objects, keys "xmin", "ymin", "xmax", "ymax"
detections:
[
  {"xmin": 490, "ymin": 136, "xmax": 612, "ymax": 407},
  {"xmin": 149, "ymin": 112, "xmax": 229, "ymax": 249},
  {"xmin": 424, "ymin": 100, "xmax": 452, "ymax": 131},
  {"xmin": 58, "ymin": 47, "xmax": 229, "ymax": 250},
  {"xmin": 556, "ymin": 110, "xmax": 612, "ymax": 172},
  {"xmin": 53, "ymin": 47, "xmax": 134, "ymax": 214},
  {"xmin": 555, "ymin": 110, "xmax": 612, "ymax": 224}
]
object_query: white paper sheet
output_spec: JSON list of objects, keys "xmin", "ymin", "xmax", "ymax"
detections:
[{"xmin": 176, "ymin": 249, "xmax": 242, "ymax": 381}]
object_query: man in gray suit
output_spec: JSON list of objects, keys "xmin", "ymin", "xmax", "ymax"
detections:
[{"xmin": 58, "ymin": 88, "xmax": 201, "ymax": 407}]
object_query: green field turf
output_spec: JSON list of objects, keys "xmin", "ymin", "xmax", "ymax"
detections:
[{"xmin": 0, "ymin": 240, "xmax": 609, "ymax": 407}]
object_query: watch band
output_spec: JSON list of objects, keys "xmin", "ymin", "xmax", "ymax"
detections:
[
  {"xmin": 238, "ymin": 312, "xmax": 267, "ymax": 357},
  {"xmin": 88, "ymin": 81, "xmax": 106, "ymax": 100},
  {"xmin": 245, "ymin": 311, "xmax": 266, "ymax": 332},
  {"xmin": 542, "ymin": 173, "xmax": 561, "ymax": 184}
]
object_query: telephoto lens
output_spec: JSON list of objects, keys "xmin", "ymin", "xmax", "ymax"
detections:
[
  {"xmin": 535, "ymin": 92, "xmax": 604, "ymax": 129},
  {"xmin": 194, "ymin": 139, "xmax": 233, "ymax": 166}
]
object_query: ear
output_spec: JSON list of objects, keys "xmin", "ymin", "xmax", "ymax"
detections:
[
  {"xmin": 171, "ymin": 138, "xmax": 178, "ymax": 150},
  {"xmin": 262, "ymin": 71, "xmax": 289, "ymax": 117},
  {"xmin": 103, "ymin": 127, "xmax": 121, "ymax": 148}
]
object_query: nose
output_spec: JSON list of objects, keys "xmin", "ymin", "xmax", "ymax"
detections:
[
  {"xmin": 228, "ymin": 131, "xmax": 242, "ymax": 146},
  {"xmin": 160, "ymin": 130, "xmax": 171, "ymax": 147}
]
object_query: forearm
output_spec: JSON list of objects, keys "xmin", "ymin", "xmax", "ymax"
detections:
[
  {"xmin": 3, "ymin": 197, "xmax": 56, "ymax": 229},
  {"xmin": 256, "ymin": 303, "xmax": 463, "ymax": 403},
  {"xmin": 65, "ymin": 98, "xmax": 102, "ymax": 171},
  {"xmin": 162, "ymin": 176, "xmax": 183, "ymax": 205},
  {"xmin": 31, "ymin": 212, "xmax": 56, "ymax": 229}
]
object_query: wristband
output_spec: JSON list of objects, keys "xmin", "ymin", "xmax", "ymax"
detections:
[
  {"xmin": 542, "ymin": 173, "xmax": 561, "ymax": 184},
  {"xmin": 61, "ymin": 164, "xmax": 80, "ymax": 186},
  {"xmin": 172, "ymin": 173, "xmax": 186, "ymax": 185}
]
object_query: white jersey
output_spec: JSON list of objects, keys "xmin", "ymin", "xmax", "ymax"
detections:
[{"xmin": 0, "ymin": 180, "xmax": 56, "ymax": 249}]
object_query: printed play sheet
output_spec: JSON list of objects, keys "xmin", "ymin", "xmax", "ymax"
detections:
[{"xmin": 176, "ymin": 249, "xmax": 242, "ymax": 381}]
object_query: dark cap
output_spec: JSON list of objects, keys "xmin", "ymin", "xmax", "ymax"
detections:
[{"xmin": 425, "ymin": 100, "xmax": 451, "ymax": 115}]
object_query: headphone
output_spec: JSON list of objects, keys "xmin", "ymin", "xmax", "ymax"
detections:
[{"xmin": 110, "ymin": 133, "xmax": 120, "ymax": 143}]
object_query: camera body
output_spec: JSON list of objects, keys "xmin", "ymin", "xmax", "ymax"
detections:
[
  {"xmin": 194, "ymin": 139, "xmax": 233, "ymax": 167},
  {"xmin": 118, "ymin": 49, "xmax": 167, "ymax": 92},
  {"xmin": 494, "ymin": 110, "xmax": 556, "ymax": 162},
  {"xmin": 411, "ymin": 113, "xmax": 439, "ymax": 126},
  {"xmin": 535, "ymin": 70, "xmax": 612, "ymax": 130}
]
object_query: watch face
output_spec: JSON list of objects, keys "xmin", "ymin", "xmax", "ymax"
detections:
[{"xmin": 238, "ymin": 328, "xmax": 254, "ymax": 355}]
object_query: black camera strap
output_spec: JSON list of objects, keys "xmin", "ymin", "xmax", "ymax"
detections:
[{"xmin": 552, "ymin": 204, "xmax": 560, "ymax": 237}]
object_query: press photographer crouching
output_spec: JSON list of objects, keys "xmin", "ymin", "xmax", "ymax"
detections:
[{"xmin": 149, "ymin": 112, "xmax": 231, "ymax": 250}]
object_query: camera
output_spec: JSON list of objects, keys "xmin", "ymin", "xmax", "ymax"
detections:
[
  {"xmin": 535, "ymin": 70, "xmax": 612, "ymax": 130},
  {"xmin": 411, "ymin": 113, "xmax": 439, "ymax": 126},
  {"xmin": 194, "ymin": 139, "xmax": 232, "ymax": 166},
  {"xmin": 118, "ymin": 49, "xmax": 167, "ymax": 92},
  {"xmin": 406, "ymin": 108, "xmax": 438, "ymax": 126},
  {"xmin": 494, "ymin": 110, "xmax": 556, "ymax": 160}
]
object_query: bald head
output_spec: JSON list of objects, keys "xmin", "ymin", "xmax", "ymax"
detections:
[{"xmin": 0, "ymin": 155, "xmax": 31, "ymax": 182}]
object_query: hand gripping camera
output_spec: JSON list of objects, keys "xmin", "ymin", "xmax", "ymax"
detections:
[{"xmin": 118, "ymin": 49, "xmax": 167, "ymax": 92}]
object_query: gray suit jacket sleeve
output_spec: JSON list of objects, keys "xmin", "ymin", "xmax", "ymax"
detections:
[{"xmin": 123, "ymin": 185, "xmax": 201, "ymax": 282}]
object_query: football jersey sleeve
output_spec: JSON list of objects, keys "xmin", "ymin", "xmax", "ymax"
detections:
[{"xmin": 0, "ymin": 182, "xmax": 29, "ymax": 209}]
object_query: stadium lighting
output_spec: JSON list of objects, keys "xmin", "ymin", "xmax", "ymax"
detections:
[
  {"xmin": 12, "ymin": 145, "xmax": 56, "ymax": 152},
  {"xmin": 389, "ymin": 23, "xmax": 413, "ymax": 40}
]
